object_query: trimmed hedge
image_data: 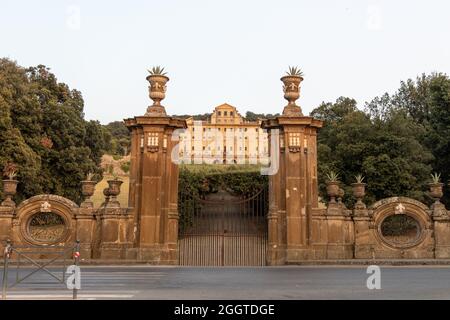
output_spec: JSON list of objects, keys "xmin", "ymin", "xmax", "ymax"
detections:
[{"xmin": 178, "ymin": 164, "xmax": 268, "ymax": 232}]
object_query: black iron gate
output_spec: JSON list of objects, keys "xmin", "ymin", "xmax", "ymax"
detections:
[{"xmin": 178, "ymin": 188, "xmax": 268, "ymax": 266}]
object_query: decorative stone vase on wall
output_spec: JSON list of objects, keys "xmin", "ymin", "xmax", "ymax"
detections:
[
  {"xmin": 326, "ymin": 181, "xmax": 340, "ymax": 203},
  {"xmin": 429, "ymin": 182, "xmax": 444, "ymax": 203},
  {"xmin": 2, "ymin": 179, "xmax": 18, "ymax": 207},
  {"xmin": 146, "ymin": 74, "xmax": 169, "ymax": 116},
  {"xmin": 352, "ymin": 182, "xmax": 367, "ymax": 209},
  {"xmin": 81, "ymin": 180, "xmax": 96, "ymax": 208},
  {"xmin": 280, "ymin": 75, "xmax": 303, "ymax": 116},
  {"xmin": 105, "ymin": 179, "xmax": 123, "ymax": 208}
]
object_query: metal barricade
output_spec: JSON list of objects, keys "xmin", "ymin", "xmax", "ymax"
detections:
[{"xmin": 2, "ymin": 240, "xmax": 80, "ymax": 300}]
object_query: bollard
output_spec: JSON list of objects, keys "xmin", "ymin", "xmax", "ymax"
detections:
[
  {"xmin": 73, "ymin": 240, "xmax": 80, "ymax": 300},
  {"xmin": 2, "ymin": 240, "xmax": 12, "ymax": 300}
]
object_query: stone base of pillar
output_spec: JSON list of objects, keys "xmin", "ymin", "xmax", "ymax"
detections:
[
  {"xmin": 435, "ymin": 245, "xmax": 450, "ymax": 259},
  {"xmin": 79, "ymin": 243, "xmax": 93, "ymax": 259},
  {"xmin": 267, "ymin": 245, "xmax": 286, "ymax": 266},
  {"xmin": 136, "ymin": 245, "xmax": 178, "ymax": 264},
  {"xmin": 354, "ymin": 244, "xmax": 375, "ymax": 259},
  {"xmin": 323, "ymin": 244, "xmax": 354, "ymax": 259},
  {"xmin": 99, "ymin": 242, "xmax": 134, "ymax": 260}
]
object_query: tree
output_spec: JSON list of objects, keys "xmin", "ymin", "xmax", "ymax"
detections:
[
  {"xmin": 104, "ymin": 121, "xmax": 130, "ymax": 156},
  {"xmin": 244, "ymin": 111, "xmax": 280, "ymax": 121},
  {"xmin": 366, "ymin": 73, "xmax": 450, "ymax": 206},
  {"xmin": 0, "ymin": 58, "xmax": 108, "ymax": 203},
  {"xmin": 311, "ymin": 96, "xmax": 433, "ymax": 206}
]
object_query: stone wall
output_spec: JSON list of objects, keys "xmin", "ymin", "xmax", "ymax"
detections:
[{"xmin": 0, "ymin": 191, "xmax": 134, "ymax": 261}]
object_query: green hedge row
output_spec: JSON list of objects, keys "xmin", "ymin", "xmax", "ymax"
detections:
[{"xmin": 177, "ymin": 164, "xmax": 268, "ymax": 232}]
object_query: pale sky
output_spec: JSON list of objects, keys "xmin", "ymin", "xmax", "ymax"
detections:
[{"xmin": 1, "ymin": 0, "xmax": 449, "ymax": 123}]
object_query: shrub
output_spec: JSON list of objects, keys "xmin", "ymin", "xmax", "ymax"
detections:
[{"xmin": 178, "ymin": 164, "xmax": 268, "ymax": 232}]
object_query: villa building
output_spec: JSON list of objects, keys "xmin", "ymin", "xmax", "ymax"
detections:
[{"xmin": 178, "ymin": 103, "xmax": 269, "ymax": 164}]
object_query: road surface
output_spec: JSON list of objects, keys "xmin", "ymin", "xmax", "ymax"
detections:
[{"xmin": 2, "ymin": 265, "xmax": 450, "ymax": 300}]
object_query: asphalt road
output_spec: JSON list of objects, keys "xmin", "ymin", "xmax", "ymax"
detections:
[{"xmin": 2, "ymin": 265, "xmax": 450, "ymax": 300}]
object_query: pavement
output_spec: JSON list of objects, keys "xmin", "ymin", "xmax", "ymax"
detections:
[{"xmin": 2, "ymin": 265, "xmax": 450, "ymax": 300}]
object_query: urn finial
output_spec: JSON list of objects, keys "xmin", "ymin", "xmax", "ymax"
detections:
[
  {"xmin": 145, "ymin": 66, "xmax": 169, "ymax": 117},
  {"xmin": 281, "ymin": 66, "xmax": 304, "ymax": 117}
]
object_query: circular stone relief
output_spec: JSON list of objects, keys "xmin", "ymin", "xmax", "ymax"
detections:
[
  {"xmin": 380, "ymin": 214, "xmax": 422, "ymax": 248},
  {"xmin": 27, "ymin": 212, "xmax": 66, "ymax": 244}
]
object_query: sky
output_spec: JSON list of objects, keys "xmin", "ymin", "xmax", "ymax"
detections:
[{"xmin": 1, "ymin": 0, "xmax": 449, "ymax": 124}]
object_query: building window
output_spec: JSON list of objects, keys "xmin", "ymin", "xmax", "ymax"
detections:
[
  {"xmin": 256, "ymin": 128, "xmax": 258, "ymax": 132},
  {"xmin": 192, "ymin": 146, "xmax": 195, "ymax": 151},
  {"xmin": 203, "ymin": 146, "xmax": 206, "ymax": 151},
  {"xmin": 148, "ymin": 133, "xmax": 159, "ymax": 147},
  {"xmin": 244, "ymin": 128, "xmax": 247, "ymax": 132},
  {"xmin": 224, "ymin": 111, "xmax": 228, "ymax": 116},
  {"xmin": 230, "ymin": 111, "xmax": 234, "ymax": 116},
  {"xmin": 218, "ymin": 111, "xmax": 221, "ymax": 116}
]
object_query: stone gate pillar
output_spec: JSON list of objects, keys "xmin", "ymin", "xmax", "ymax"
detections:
[
  {"xmin": 262, "ymin": 72, "xmax": 323, "ymax": 265},
  {"xmin": 125, "ymin": 71, "xmax": 186, "ymax": 263}
]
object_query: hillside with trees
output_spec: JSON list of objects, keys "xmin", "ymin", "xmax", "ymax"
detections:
[{"xmin": 1, "ymin": 58, "xmax": 449, "ymax": 208}]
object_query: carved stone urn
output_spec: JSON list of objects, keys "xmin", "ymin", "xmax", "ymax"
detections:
[
  {"xmin": 326, "ymin": 181, "xmax": 340, "ymax": 203},
  {"xmin": 105, "ymin": 179, "xmax": 123, "ymax": 207},
  {"xmin": 429, "ymin": 182, "xmax": 444, "ymax": 203},
  {"xmin": 1, "ymin": 179, "xmax": 18, "ymax": 207},
  {"xmin": 81, "ymin": 180, "xmax": 96, "ymax": 208},
  {"xmin": 281, "ymin": 75, "xmax": 303, "ymax": 116},
  {"xmin": 352, "ymin": 182, "xmax": 367, "ymax": 209},
  {"xmin": 146, "ymin": 74, "xmax": 169, "ymax": 117}
]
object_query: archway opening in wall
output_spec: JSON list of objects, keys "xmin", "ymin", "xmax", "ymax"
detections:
[
  {"xmin": 177, "ymin": 166, "xmax": 269, "ymax": 266},
  {"xmin": 380, "ymin": 214, "xmax": 421, "ymax": 247}
]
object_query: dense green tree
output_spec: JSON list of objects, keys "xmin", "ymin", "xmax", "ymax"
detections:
[
  {"xmin": 244, "ymin": 111, "xmax": 280, "ymax": 121},
  {"xmin": 104, "ymin": 121, "xmax": 130, "ymax": 156},
  {"xmin": 312, "ymin": 96, "xmax": 433, "ymax": 206},
  {"xmin": 173, "ymin": 113, "xmax": 211, "ymax": 120},
  {"xmin": 0, "ymin": 58, "xmax": 108, "ymax": 203},
  {"xmin": 365, "ymin": 73, "xmax": 450, "ymax": 205}
]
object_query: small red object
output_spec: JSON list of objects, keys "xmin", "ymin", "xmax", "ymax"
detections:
[{"xmin": 74, "ymin": 251, "xmax": 80, "ymax": 258}]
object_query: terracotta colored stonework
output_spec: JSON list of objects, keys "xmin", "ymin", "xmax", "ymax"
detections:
[{"xmin": 1, "ymin": 71, "xmax": 450, "ymax": 264}]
